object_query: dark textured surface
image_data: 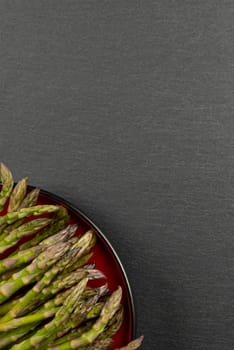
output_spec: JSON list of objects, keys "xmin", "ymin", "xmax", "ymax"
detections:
[{"xmin": 1, "ymin": 1, "xmax": 234, "ymax": 349}]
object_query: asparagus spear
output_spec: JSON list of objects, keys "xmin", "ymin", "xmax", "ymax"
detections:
[
  {"xmin": 0, "ymin": 245, "xmax": 45, "ymax": 276},
  {"xmin": 0, "ymin": 242, "xmax": 69, "ymax": 305},
  {"xmin": 19, "ymin": 188, "xmax": 40, "ymax": 209},
  {"xmin": 26, "ymin": 269, "xmax": 88, "ymax": 312},
  {"xmin": 0, "ymin": 188, "xmax": 41, "ymax": 238},
  {"xmin": 39, "ymin": 224, "xmax": 78, "ymax": 246},
  {"xmin": 116, "ymin": 336, "xmax": 144, "ymax": 350},
  {"xmin": 0, "ymin": 323, "xmax": 39, "ymax": 349},
  {"xmin": 98, "ymin": 306, "xmax": 124, "ymax": 341},
  {"xmin": 0, "ymin": 218, "xmax": 52, "ymax": 253},
  {"xmin": 0, "ymin": 305, "xmax": 56, "ymax": 333},
  {"xmin": 8, "ymin": 178, "xmax": 28, "ymax": 212},
  {"xmin": 65, "ymin": 253, "xmax": 93, "ymax": 273},
  {"xmin": 0, "ymin": 205, "xmax": 60, "ymax": 226},
  {"xmin": 54, "ymin": 268, "xmax": 105, "ymax": 291},
  {"xmin": 11, "ymin": 278, "xmax": 89, "ymax": 350},
  {"xmin": 0, "ymin": 266, "xmax": 24, "ymax": 282},
  {"xmin": 50, "ymin": 322, "xmax": 94, "ymax": 347},
  {"xmin": 60, "ymin": 230, "xmax": 96, "ymax": 276},
  {"xmin": 0, "ymin": 163, "xmax": 14, "ymax": 212},
  {"xmin": 0, "ymin": 288, "xmax": 27, "ymax": 316},
  {"xmin": 83, "ymin": 284, "xmax": 109, "ymax": 300}
]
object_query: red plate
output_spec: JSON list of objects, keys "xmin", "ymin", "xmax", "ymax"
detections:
[{"xmin": 27, "ymin": 187, "xmax": 135, "ymax": 349}]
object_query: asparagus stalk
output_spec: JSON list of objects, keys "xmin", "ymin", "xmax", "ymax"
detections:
[
  {"xmin": 60, "ymin": 230, "xmax": 96, "ymax": 276},
  {"xmin": 39, "ymin": 224, "xmax": 78, "ymax": 246},
  {"xmin": 98, "ymin": 306, "xmax": 124, "ymax": 341},
  {"xmin": 0, "ymin": 218, "xmax": 52, "ymax": 253},
  {"xmin": 0, "ymin": 188, "xmax": 40, "ymax": 238},
  {"xmin": 0, "ymin": 163, "xmax": 14, "ymax": 212},
  {"xmin": 51, "ymin": 322, "xmax": 94, "ymax": 347},
  {"xmin": 65, "ymin": 253, "xmax": 93, "ymax": 272},
  {"xmin": 0, "ymin": 205, "xmax": 60, "ymax": 226},
  {"xmin": 0, "ymin": 266, "xmax": 24, "ymax": 282},
  {"xmin": 83, "ymin": 284, "xmax": 109, "ymax": 300},
  {"xmin": 8, "ymin": 178, "xmax": 28, "ymax": 213},
  {"xmin": 0, "ymin": 323, "xmax": 39, "ymax": 349},
  {"xmin": 54, "ymin": 268, "xmax": 105, "ymax": 291},
  {"xmin": 0, "ymin": 245, "xmax": 45, "ymax": 276},
  {"xmin": 25, "ymin": 269, "xmax": 88, "ymax": 312},
  {"xmin": 19, "ymin": 188, "xmax": 40, "ymax": 209},
  {"xmin": 0, "ymin": 305, "xmax": 57, "ymax": 332},
  {"xmin": 0, "ymin": 289, "xmax": 26, "ymax": 316}
]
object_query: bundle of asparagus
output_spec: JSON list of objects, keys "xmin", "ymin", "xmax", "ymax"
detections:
[{"xmin": 0, "ymin": 164, "xmax": 143, "ymax": 350}]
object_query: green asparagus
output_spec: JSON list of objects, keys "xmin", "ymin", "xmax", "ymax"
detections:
[
  {"xmin": 19, "ymin": 188, "xmax": 40, "ymax": 209},
  {"xmin": 98, "ymin": 306, "xmax": 124, "ymax": 341},
  {"xmin": 0, "ymin": 245, "xmax": 45, "ymax": 275},
  {"xmin": 8, "ymin": 178, "xmax": 28, "ymax": 213},
  {"xmin": 0, "ymin": 205, "xmax": 59, "ymax": 226},
  {"xmin": 0, "ymin": 218, "xmax": 52, "ymax": 253},
  {"xmin": 0, "ymin": 323, "xmax": 39, "ymax": 348},
  {"xmin": 0, "ymin": 188, "xmax": 41, "ymax": 238},
  {"xmin": 39, "ymin": 224, "xmax": 78, "ymax": 246}
]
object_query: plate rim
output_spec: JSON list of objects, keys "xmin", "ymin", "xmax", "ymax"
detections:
[{"xmin": 28, "ymin": 185, "xmax": 136, "ymax": 340}]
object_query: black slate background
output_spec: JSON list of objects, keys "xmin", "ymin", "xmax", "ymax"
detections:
[{"xmin": 1, "ymin": 1, "xmax": 234, "ymax": 349}]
